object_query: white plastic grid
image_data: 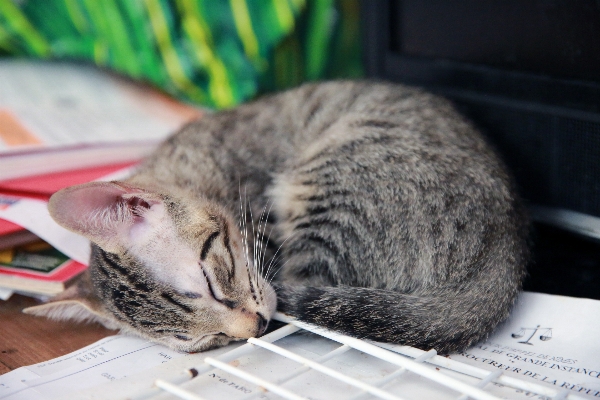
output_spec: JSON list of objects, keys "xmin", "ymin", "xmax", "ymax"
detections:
[{"xmin": 129, "ymin": 313, "xmax": 587, "ymax": 400}]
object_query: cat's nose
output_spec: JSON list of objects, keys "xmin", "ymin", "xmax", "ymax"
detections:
[
  {"xmin": 223, "ymin": 309, "xmax": 269, "ymax": 338},
  {"xmin": 256, "ymin": 312, "xmax": 269, "ymax": 336}
]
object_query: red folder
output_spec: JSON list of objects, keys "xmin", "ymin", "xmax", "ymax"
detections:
[{"xmin": 0, "ymin": 161, "xmax": 136, "ymax": 200}]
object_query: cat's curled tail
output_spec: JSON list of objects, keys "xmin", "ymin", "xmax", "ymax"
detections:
[{"xmin": 275, "ymin": 258, "xmax": 523, "ymax": 354}]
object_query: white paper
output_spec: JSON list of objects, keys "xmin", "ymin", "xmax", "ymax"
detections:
[
  {"xmin": 0, "ymin": 336, "xmax": 188, "ymax": 400},
  {"xmin": 0, "ymin": 60, "xmax": 187, "ymax": 152},
  {"xmin": 449, "ymin": 292, "xmax": 600, "ymax": 399},
  {"xmin": 0, "ymin": 198, "xmax": 89, "ymax": 264},
  {"xmin": 0, "ymin": 60, "xmax": 200, "ymax": 180},
  {"xmin": 0, "ymin": 286, "xmax": 13, "ymax": 300},
  {"xmin": 1, "ymin": 292, "xmax": 599, "ymax": 400}
]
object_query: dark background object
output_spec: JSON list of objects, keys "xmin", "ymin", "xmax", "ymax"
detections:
[{"xmin": 361, "ymin": 0, "xmax": 600, "ymax": 300}]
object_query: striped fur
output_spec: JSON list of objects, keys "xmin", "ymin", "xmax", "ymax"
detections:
[{"xmin": 39, "ymin": 81, "xmax": 528, "ymax": 354}]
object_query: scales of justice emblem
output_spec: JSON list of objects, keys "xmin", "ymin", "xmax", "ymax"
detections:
[{"xmin": 511, "ymin": 325, "xmax": 553, "ymax": 345}]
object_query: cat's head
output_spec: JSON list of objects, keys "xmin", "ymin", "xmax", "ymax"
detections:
[{"xmin": 24, "ymin": 181, "xmax": 277, "ymax": 352}]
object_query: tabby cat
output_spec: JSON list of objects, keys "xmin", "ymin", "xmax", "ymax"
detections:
[{"xmin": 25, "ymin": 81, "xmax": 528, "ymax": 354}]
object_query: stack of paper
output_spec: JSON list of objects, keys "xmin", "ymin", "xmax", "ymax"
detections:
[{"xmin": 0, "ymin": 60, "xmax": 201, "ymax": 299}]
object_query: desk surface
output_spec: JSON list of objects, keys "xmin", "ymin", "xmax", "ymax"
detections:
[{"xmin": 0, "ymin": 294, "xmax": 116, "ymax": 374}]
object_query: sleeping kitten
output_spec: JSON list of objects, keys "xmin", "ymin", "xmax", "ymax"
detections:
[{"xmin": 25, "ymin": 81, "xmax": 528, "ymax": 354}]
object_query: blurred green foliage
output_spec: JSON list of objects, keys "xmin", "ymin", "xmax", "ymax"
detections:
[{"xmin": 0, "ymin": 0, "xmax": 362, "ymax": 108}]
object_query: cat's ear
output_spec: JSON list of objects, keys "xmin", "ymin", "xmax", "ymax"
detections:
[
  {"xmin": 48, "ymin": 181, "xmax": 163, "ymax": 252},
  {"xmin": 23, "ymin": 272, "xmax": 119, "ymax": 329}
]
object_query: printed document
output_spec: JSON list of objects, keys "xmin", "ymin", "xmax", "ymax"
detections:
[{"xmin": 1, "ymin": 292, "xmax": 598, "ymax": 400}]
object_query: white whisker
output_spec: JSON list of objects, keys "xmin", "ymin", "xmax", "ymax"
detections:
[
  {"xmin": 259, "ymin": 201, "xmax": 275, "ymax": 278},
  {"xmin": 260, "ymin": 228, "xmax": 306, "ymax": 293},
  {"xmin": 266, "ymin": 258, "xmax": 292, "ymax": 285}
]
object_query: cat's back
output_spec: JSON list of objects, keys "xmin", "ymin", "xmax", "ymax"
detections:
[
  {"xmin": 254, "ymin": 81, "xmax": 512, "ymax": 204},
  {"xmin": 140, "ymin": 82, "xmax": 525, "ymax": 277},
  {"xmin": 256, "ymin": 82, "xmax": 527, "ymax": 290},
  {"xmin": 275, "ymin": 81, "xmax": 490, "ymax": 151}
]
